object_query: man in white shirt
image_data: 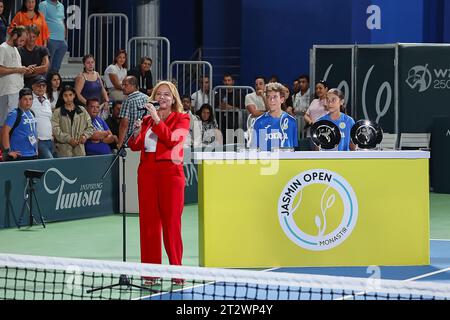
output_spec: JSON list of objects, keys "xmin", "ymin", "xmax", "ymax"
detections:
[
  {"xmin": 292, "ymin": 74, "xmax": 311, "ymax": 139},
  {"xmin": 0, "ymin": 26, "xmax": 34, "ymax": 126},
  {"xmin": 292, "ymin": 75, "xmax": 310, "ymax": 115},
  {"xmin": 191, "ymin": 75, "xmax": 210, "ymax": 111},
  {"xmin": 31, "ymin": 75, "xmax": 54, "ymax": 158},
  {"xmin": 244, "ymin": 76, "xmax": 267, "ymax": 146}
]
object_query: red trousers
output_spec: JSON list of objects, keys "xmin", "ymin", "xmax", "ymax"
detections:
[{"xmin": 137, "ymin": 152, "xmax": 185, "ymax": 265}]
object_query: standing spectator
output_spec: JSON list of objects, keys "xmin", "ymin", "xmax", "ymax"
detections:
[
  {"xmin": 9, "ymin": 0, "xmax": 49, "ymax": 46},
  {"xmin": 0, "ymin": 0, "xmax": 7, "ymax": 44},
  {"xmin": 198, "ymin": 103, "xmax": 222, "ymax": 147},
  {"xmin": 30, "ymin": 75, "xmax": 53, "ymax": 159},
  {"xmin": 117, "ymin": 75, "xmax": 148, "ymax": 149},
  {"xmin": 104, "ymin": 49, "xmax": 128, "ymax": 102},
  {"xmin": 84, "ymin": 98, "xmax": 117, "ymax": 155},
  {"xmin": 19, "ymin": 24, "xmax": 50, "ymax": 88},
  {"xmin": 38, "ymin": 0, "xmax": 67, "ymax": 72},
  {"xmin": 181, "ymin": 95, "xmax": 202, "ymax": 148},
  {"xmin": 51, "ymin": 85, "xmax": 93, "ymax": 157},
  {"xmin": 304, "ymin": 80, "xmax": 329, "ymax": 127},
  {"xmin": 1, "ymin": 88, "xmax": 38, "ymax": 161},
  {"xmin": 252, "ymin": 82, "xmax": 298, "ymax": 151},
  {"xmin": 105, "ymin": 100, "xmax": 121, "ymax": 150},
  {"xmin": 0, "ymin": 26, "xmax": 33, "ymax": 126},
  {"xmin": 74, "ymin": 54, "xmax": 109, "ymax": 117},
  {"xmin": 46, "ymin": 70, "xmax": 62, "ymax": 110},
  {"xmin": 317, "ymin": 88, "xmax": 355, "ymax": 151},
  {"xmin": 214, "ymin": 73, "xmax": 244, "ymax": 110},
  {"xmin": 191, "ymin": 75, "xmax": 210, "ymax": 111},
  {"xmin": 128, "ymin": 57, "xmax": 153, "ymax": 96}
]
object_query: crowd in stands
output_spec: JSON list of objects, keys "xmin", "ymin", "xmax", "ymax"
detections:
[{"xmin": 0, "ymin": 0, "xmax": 357, "ymax": 162}]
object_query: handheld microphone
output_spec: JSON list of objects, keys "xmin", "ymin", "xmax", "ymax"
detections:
[{"xmin": 137, "ymin": 101, "xmax": 160, "ymax": 111}]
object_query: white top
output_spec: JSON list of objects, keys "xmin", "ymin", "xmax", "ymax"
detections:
[
  {"xmin": 293, "ymin": 88, "xmax": 310, "ymax": 113},
  {"xmin": 31, "ymin": 94, "xmax": 53, "ymax": 140},
  {"xmin": 50, "ymin": 90, "xmax": 59, "ymax": 109},
  {"xmin": 245, "ymin": 92, "xmax": 266, "ymax": 111},
  {"xmin": 191, "ymin": 90, "xmax": 210, "ymax": 111},
  {"xmin": 103, "ymin": 64, "xmax": 127, "ymax": 89},
  {"xmin": 144, "ymin": 128, "xmax": 158, "ymax": 152},
  {"xmin": 194, "ymin": 150, "xmax": 430, "ymax": 161},
  {"xmin": 306, "ymin": 98, "xmax": 328, "ymax": 122},
  {"xmin": 0, "ymin": 42, "xmax": 24, "ymax": 96}
]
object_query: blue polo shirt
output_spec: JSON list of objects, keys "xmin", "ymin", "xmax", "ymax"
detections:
[
  {"xmin": 39, "ymin": 1, "xmax": 65, "ymax": 41},
  {"xmin": 252, "ymin": 111, "xmax": 298, "ymax": 151},
  {"xmin": 5, "ymin": 109, "xmax": 38, "ymax": 157},
  {"xmin": 85, "ymin": 116, "xmax": 113, "ymax": 155},
  {"xmin": 318, "ymin": 113, "xmax": 355, "ymax": 151}
]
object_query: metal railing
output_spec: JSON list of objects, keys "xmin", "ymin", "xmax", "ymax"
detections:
[
  {"xmin": 169, "ymin": 61, "xmax": 213, "ymax": 109},
  {"xmin": 85, "ymin": 13, "xmax": 129, "ymax": 75},
  {"xmin": 127, "ymin": 37, "xmax": 170, "ymax": 83},
  {"xmin": 212, "ymin": 85, "xmax": 255, "ymax": 145}
]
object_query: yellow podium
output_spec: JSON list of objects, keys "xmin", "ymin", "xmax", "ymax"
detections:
[{"xmin": 196, "ymin": 151, "xmax": 430, "ymax": 268}]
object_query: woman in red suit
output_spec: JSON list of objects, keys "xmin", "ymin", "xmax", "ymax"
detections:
[{"xmin": 128, "ymin": 81, "xmax": 190, "ymax": 285}]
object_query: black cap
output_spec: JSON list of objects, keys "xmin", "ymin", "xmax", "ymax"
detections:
[
  {"xmin": 19, "ymin": 88, "xmax": 33, "ymax": 99},
  {"xmin": 32, "ymin": 75, "xmax": 47, "ymax": 85}
]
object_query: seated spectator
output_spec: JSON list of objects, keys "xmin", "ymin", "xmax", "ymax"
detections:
[
  {"xmin": 46, "ymin": 70, "xmax": 62, "ymax": 110},
  {"xmin": 304, "ymin": 80, "xmax": 329, "ymax": 128},
  {"xmin": 252, "ymin": 82, "xmax": 298, "ymax": 151},
  {"xmin": 75, "ymin": 54, "xmax": 109, "ymax": 118},
  {"xmin": 282, "ymin": 84, "xmax": 294, "ymax": 116},
  {"xmin": 198, "ymin": 103, "xmax": 222, "ymax": 146},
  {"xmin": 0, "ymin": 0, "xmax": 7, "ymax": 44},
  {"xmin": 214, "ymin": 73, "xmax": 244, "ymax": 110},
  {"xmin": 1, "ymin": 88, "xmax": 38, "ymax": 161},
  {"xmin": 84, "ymin": 98, "xmax": 117, "ymax": 155},
  {"xmin": 292, "ymin": 74, "xmax": 310, "ymax": 116},
  {"xmin": 104, "ymin": 49, "xmax": 128, "ymax": 102},
  {"xmin": 245, "ymin": 76, "xmax": 267, "ymax": 118},
  {"xmin": 127, "ymin": 56, "xmax": 153, "ymax": 96},
  {"xmin": 105, "ymin": 100, "xmax": 121, "ymax": 150},
  {"xmin": 51, "ymin": 85, "xmax": 93, "ymax": 157},
  {"xmin": 181, "ymin": 95, "xmax": 202, "ymax": 148},
  {"xmin": 30, "ymin": 75, "xmax": 53, "ymax": 159},
  {"xmin": 191, "ymin": 75, "xmax": 210, "ymax": 111},
  {"xmin": 9, "ymin": 0, "xmax": 49, "ymax": 46},
  {"xmin": 268, "ymin": 75, "xmax": 280, "ymax": 83},
  {"xmin": 19, "ymin": 24, "xmax": 50, "ymax": 88},
  {"xmin": 317, "ymin": 88, "xmax": 355, "ymax": 151},
  {"xmin": 38, "ymin": 0, "xmax": 67, "ymax": 72}
]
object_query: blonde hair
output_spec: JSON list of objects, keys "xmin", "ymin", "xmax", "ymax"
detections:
[
  {"xmin": 265, "ymin": 82, "xmax": 285, "ymax": 94},
  {"xmin": 150, "ymin": 81, "xmax": 183, "ymax": 113}
]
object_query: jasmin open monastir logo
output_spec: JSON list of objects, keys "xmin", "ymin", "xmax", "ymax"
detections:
[{"xmin": 278, "ymin": 169, "xmax": 358, "ymax": 251}]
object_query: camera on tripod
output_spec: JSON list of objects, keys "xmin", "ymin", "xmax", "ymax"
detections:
[{"xmin": 24, "ymin": 169, "xmax": 45, "ymax": 180}]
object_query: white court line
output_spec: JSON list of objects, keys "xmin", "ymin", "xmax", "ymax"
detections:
[
  {"xmin": 336, "ymin": 266, "xmax": 450, "ymax": 300},
  {"xmin": 431, "ymin": 239, "xmax": 450, "ymax": 242}
]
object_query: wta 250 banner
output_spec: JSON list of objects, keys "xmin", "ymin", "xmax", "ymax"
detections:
[
  {"xmin": 399, "ymin": 44, "xmax": 450, "ymax": 133},
  {"xmin": 0, "ymin": 155, "xmax": 119, "ymax": 228}
]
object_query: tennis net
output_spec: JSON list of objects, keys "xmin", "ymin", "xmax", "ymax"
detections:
[{"xmin": 1, "ymin": 253, "xmax": 449, "ymax": 300}]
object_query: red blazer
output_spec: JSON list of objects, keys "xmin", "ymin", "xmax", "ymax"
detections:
[{"xmin": 128, "ymin": 112, "xmax": 190, "ymax": 163}]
